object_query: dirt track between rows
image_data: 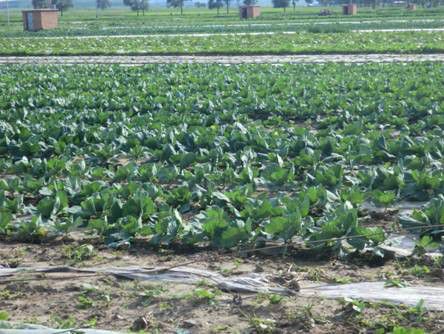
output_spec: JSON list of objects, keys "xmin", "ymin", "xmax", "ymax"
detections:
[{"xmin": 1, "ymin": 54, "xmax": 444, "ymax": 65}]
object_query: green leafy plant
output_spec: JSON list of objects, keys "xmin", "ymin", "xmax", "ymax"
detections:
[
  {"xmin": 0, "ymin": 63, "xmax": 442, "ymax": 255},
  {"xmin": 384, "ymin": 278, "xmax": 407, "ymax": 288},
  {"xmin": 341, "ymin": 297, "xmax": 366, "ymax": 315},
  {"xmin": 268, "ymin": 294, "xmax": 284, "ymax": 304},
  {"xmin": 391, "ymin": 327, "xmax": 425, "ymax": 334},
  {"xmin": 0, "ymin": 310, "xmax": 9, "ymax": 321},
  {"xmin": 248, "ymin": 316, "xmax": 276, "ymax": 334},
  {"xmin": 372, "ymin": 190, "xmax": 396, "ymax": 211},
  {"xmin": 63, "ymin": 244, "xmax": 95, "ymax": 263},
  {"xmin": 190, "ymin": 288, "xmax": 221, "ymax": 304},
  {"xmin": 399, "ymin": 195, "xmax": 444, "ymax": 238},
  {"xmin": 405, "ymin": 299, "xmax": 427, "ymax": 324},
  {"xmin": 2, "ymin": 31, "xmax": 444, "ymax": 56},
  {"xmin": 76, "ymin": 294, "xmax": 94, "ymax": 309},
  {"xmin": 409, "ymin": 265, "xmax": 430, "ymax": 278}
]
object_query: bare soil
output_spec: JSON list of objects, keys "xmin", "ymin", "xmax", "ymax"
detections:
[{"xmin": 0, "ymin": 240, "xmax": 443, "ymax": 334}]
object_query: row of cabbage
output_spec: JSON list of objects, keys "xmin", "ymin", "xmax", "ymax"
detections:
[
  {"xmin": 1, "ymin": 31, "xmax": 444, "ymax": 55},
  {"xmin": 0, "ymin": 63, "xmax": 443, "ymax": 254}
]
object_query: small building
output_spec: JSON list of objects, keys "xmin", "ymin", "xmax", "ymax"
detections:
[
  {"xmin": 240, "ymin": 5, "xmax": 261, "ymax": 19},
  {"xmin": 406, "ymin": 3, "xmax": 416, "ymax": 10},
  {"xmin": 342, "ymin": 4, "xmax": 357, "ymax": 15},
  {"xmin": 22, "ymin": 9, "xmax": 59, "ymax": 32}
]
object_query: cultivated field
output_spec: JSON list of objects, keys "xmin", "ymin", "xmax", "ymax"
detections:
[
  {"xmin": 2, "ymin": 6, "xmax": 444, "ymax": 36},
  {"xmin": 0, "ymin": 5, "xmax": 443, "ymax": 334}
]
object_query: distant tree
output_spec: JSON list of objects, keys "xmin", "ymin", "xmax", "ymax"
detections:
[
  {"xmin": 243, "ymin": 0, "xmax": 257, "ymax": 5},
  {"xmin": 32, "ymin": 0, "xmax": 49, "ymax": 8},
  {"xmin": 124, "ymin": 0, "xmax": 149, "ymax": 16},
  {"xmin": 272, "ymin": 0, "xmax": 290, "ymax": 11},
  {"xmin": 292, "ymin": 0, "xmax": 296, "ymax": 12},
  {"xmin": 224, "ymin": 0, "xmax": 231, "ymax": 14},
  {"xmin": 51, "ymin": 0, "xmax": 73, "ymax": 16},
  {"xmin": 305, "ymin": 0, "xmax": 313, "ymax": 4},
  {"xmin": 96, "ymin": 0, "xmax": 111, "ymax": 18},
  {"xmin": 208, "ymin": 0, "xmax": 223, "ymax": 15},
  {"xmin": 97, "ymin": 0, "xmax": 111, "ymax": 10},
  {"xmin": 167, "ymin": 0, "xmax": 189, "ymax": 15}
]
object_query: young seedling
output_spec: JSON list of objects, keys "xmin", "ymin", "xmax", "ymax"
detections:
[
  {"xmin": 51, "ymin": 315, "xmax": 77, "ymax": 329},
  {"xmin": 341, "ymin": 297, "xmax": 366, "ymax": 317},
  {"xmin": 268, "ymin": 294, "xmax": 284, "ymax": 305},
  {"xmin": 384, "ymin": 278, "xmax": 407, "ymax": 288},
  {"xmin": 405, "ymin": 299, "xmax": 427, "ymax": 323},
  {"xmin": 248, "ymin": 316, "xmax": 276, "ymax": 334},
  {"xmin": 137, "ymin": 284, "xmax": 166, "ymax": 306},
  {"xmin": 191, "ymin": 287, "xmax": 221, "ymax": 305},
  {"xmin": 409, "ymin": 265, "xmax": 430, "ymax": 278},
  {"xmin": 76, "ymin": 294, "xmax": 94, "ymax": 309},
  {"xmin": 372, "ymin": 190, "xmax": 396, "ymax": 214},
  {"xmin": 63, "ymin": 244, "xmax": 95, "ymax": 264}
]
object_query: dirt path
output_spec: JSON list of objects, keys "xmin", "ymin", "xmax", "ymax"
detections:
[{"xmin": 1, "ymin": 54, "xmax": 444, "ymax": 65}]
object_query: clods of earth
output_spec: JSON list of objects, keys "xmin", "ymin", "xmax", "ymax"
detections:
[{"xmin": 0, "ymin": 240, "xmax": 443, "ymax": 334}]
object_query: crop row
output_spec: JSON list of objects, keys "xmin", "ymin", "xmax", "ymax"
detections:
[
  {"xmin": 0, "ymin": 63, "xmax": 443, "ymax": 254},
  {"xmin": 3, "ymin": 20, "xmax": 444, "ymax": 38},
  {"xmin": 1, "ymin": 31, "xmax": 443, "ymax": 56}
]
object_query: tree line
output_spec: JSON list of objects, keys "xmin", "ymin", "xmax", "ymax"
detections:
[
  {"xmin": 32, "ymin": 0, "xmax": 111, "ymax": 15},
  {"xmin": 272, "ymin": 0, "xmax": 444, "ymax": 11},
  {"xmin": 31, "ymin": 0, "xmax": 444, "ymax": 16}
]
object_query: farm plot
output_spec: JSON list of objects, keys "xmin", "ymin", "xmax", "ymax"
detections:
[
  {"xmin": 1, "ymin": 31, "xmax": 444, "ymax": 56},
  {"xmin": 0, "ymin": 63, "xmax": 443, "ymax": 333},
  {"xmin": 3, "ymin": 19, "xmax": 444, "ymax": 38},
  {"xmin": 0, "ymin": 62, "xmax": 443, "ymax": 252},
  {"xmin": 2, "ymin": 6, "xmax": 444, "ymax": 38}
]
